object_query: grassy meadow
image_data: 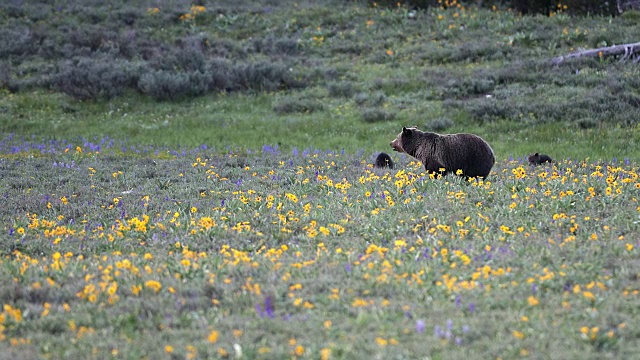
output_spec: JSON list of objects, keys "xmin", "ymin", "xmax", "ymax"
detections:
[
  {"xmin": 1, "ymin": 0, "xmax": 640, "ymax": 359},
  {"xmin": 1, "ymin": 138, "xmax": 640, "ymax": 359}
]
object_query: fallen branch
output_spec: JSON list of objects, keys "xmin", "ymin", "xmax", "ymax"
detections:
[{"xmin": 550, "ymin": 41, "xmax": 640, "ymax": 65}]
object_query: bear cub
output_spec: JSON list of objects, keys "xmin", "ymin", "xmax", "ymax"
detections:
[
  {"xmin": 374, "ymin": 152, "xmax": 394, "ymax": 169},
  {"xmin": 390, "ymin": 126, "xmax": 495, "ymax": 179},
  {"xmin": 527, "ymin": 153, "xmax": 553, "ymax": 165}
]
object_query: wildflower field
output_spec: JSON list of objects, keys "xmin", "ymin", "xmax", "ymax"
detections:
[
  {"xmin": 0, "ymin": 135, "xmax": 639, "ymax": 359},
  {"xmin": 2, "ymin": 0, "xmax": 640, "ymax": 358}
]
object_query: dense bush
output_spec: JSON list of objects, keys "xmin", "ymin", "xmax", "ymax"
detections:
[
  {"xmin": 0, "ymin": 26, "xmax": 34, "ymax": 59},
  {"xmin": 327, "ymin": 81, "xmax": 357, "ymax": 98},
  {"xmin": 272, "ymin": 95, "xmax": 325, "ymax": 114},
  {"xmin": 231, "ymin": 62, "xmax": 304, "ymax": 92},
  {"xmin": 206, "ymin": 58, "xmax": 234, "ymax": 92},
  {"xmin": 355, "ymin": 91, "xmax": 388, "ymax": 107},
  {"xmin": 138, "ymin": 70, "xmax": 208, "ymax": 101},
  {"xmin": 68, "ymin": 25, "xmax": 118, "ymax": 52},
  {"xmin": 251, "ymin": 35, "xmax": 300, "ymax": 56},
  {"xmin": 360, "ymin": 107, "xmax": 396, "ymax": 123},
  {"xmin": 52, "ymin": 57, "xmax": 141, "ymax": 101},
  {"xmin": 426, "ymin": 116, "xmax": 455, "ymax": 131}
]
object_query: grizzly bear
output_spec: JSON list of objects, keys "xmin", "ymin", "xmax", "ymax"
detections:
[
  {"xmin": 390, "ymin": 126, "xmax": 495, "ymax": 179},
  {"xmin": 527, "ymin": 153, "xmax": 553, "ymax": 165},
  {"xmin": 374, "ymin": 152, "xmax": 394, "ymax": 169}
]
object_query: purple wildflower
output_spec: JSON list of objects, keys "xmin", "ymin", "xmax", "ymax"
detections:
[
  {"xmin": 344, "ymin": 263, "xmax": 351, "ymax": 273},
  {"xmin": 264, "ymin": 295, "xmax": 275, "ymax": 318},
  {"xmin": 434, "ymin": 325, "xmax": 443, "ymax": 338}
]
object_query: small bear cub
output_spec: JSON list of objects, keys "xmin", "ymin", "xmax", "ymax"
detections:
[
  {"xmin": 374, "ymin": 152, "xmax": 394, "ymax": 169},
  {"xmin": 527, "ymin": 153, "xmax": 553, "ymax": 165}
]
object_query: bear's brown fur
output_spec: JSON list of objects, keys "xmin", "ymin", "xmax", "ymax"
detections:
[
  {"xmin": 527, "ymin": 153, "xmax": 553, "ymax": 165},
  {"xmin": 390, "ymin": 126, "xmax": 495, "ymax": 179},
  {"xmin": 374, "ymin": 152, "xmax": 394, "ymax": 169}
]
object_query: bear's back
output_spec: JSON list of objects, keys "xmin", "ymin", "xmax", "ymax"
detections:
[{"xmin": 437, "ymin": 133, "xmax": 495, "ymax": 178}]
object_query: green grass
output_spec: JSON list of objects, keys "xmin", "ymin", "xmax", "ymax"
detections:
[
  {"xmin": 0, "ymin": 143, "xmax": 639, "ymax": 359},
  {"xmin": 2, "ymin": 1, "xmax": 640, "ymax": 358},
  {"xmin": 2, "ymin": 2, "xmax": 640, "ymax": 160}
]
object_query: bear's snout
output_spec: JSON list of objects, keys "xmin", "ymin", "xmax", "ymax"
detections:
[{"xmin": 390, "ymin": 139, "xmax": 401, "ymax": 152}]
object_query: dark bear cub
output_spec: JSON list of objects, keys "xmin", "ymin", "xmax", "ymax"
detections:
[
  {"xmin": 374, "ymin": 152, "xmax": 394, "ymax": 169},
  {"xmin": 390, "ymin": 126, "xmax": 495, "ymax": 179},
  {"xmin": 527, "ymin": 153, "xmax": 553, "ymax": 165}
]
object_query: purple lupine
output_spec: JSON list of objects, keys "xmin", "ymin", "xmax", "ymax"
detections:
[
  {"xmin": 263, "ymin": 295, "xmax": 275, "ymax": 318},
  {"xmin": 434, "ymin": 325, "xmax": 443, "ymax": 338}
]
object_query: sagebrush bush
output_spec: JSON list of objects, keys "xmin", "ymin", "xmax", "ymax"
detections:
[
  {"xmin": 138, "ymin": 70, "xmax": 208, "ymax": 101},
  {"xmin": 52, "ymin": 57, "xmax": 141, "ymax": 101},
  {"xmin": 113, "ymin": 6, "xmax": 141, "ymax": 26},
  {"xmin": 68, "ymin": 25, "xmax": 117, "ymax": 52},
  {"xmin": 207, "ymin": 38, "xmax": 248, "ymax": 59},
  {"xmin": 206, "ymin": 58, "xmax": 234, "ymax": 92},
  {"xmin": 272, "ymin": 95, "xmax": 324, "ymax": 114},
  {"xmin": 360, "ymin": 107, "xmax": 396, "ymax": 123},
  {"xmin": 148, "ymin": 39, "xmax": 207, "ymax": 73},
  {"xmin": 251, "ymin": 35, "xmax": 299, "ymax": 56},
  {"xmin": 0, "ymin": 26, "xmax": 34, "ymax": 59},
  {"xmin": 231, "ymin": 61, "xmax": 304, "ymax": 92},
  {"xmin": 327, "ymin": 81, "xmax": 356, "ymax": 98},
  {"xmin": 426, "ymin": 117, "xmax": 454, "ymax": 131},
  {"xmin": 354, "ymin": 91, "xmax": 390, "ymax": 108}
]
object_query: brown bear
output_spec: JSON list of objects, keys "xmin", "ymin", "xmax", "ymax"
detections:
[
  {"xmin": 374, "ymin": 152, "xmax": 394, "ymax": 169},
  {"xmin": 390, "ymin": 126, "xmax": 495, "ymax": 179},
  {"xmin": 527, "ymin": 153, "xmax": 553, "ymax": 165}
]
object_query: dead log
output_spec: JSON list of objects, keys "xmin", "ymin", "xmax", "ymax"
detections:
[{"xmin": 550, "ymin": 41, "xmax": 640, "ymax": 65}]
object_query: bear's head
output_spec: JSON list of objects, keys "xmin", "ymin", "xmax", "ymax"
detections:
[{"xmin": 390, "ymin": 126, "xmax": 418, "ymax": 154}]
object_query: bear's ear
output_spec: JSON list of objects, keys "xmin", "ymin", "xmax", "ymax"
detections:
[
  {"xmin": 402, "ymin": 127, "xmax": 411, "ymax": 135},
  {"xmin": 534, "ymin": 153, "xmax": 539, "ymax": 156}
]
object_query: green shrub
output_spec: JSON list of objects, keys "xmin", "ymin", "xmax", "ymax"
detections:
[
  {"xmin": 138, "ymin": 70, "xmax": 208, "ymax": 101},
  {"xmin": 426, "ymin": 117, "xmax": 454, "ymax": 131},
  {"xmin": 231, "ymin": 62, "xmax": 304, "ymax": 92},
  {"xmin": 360, "ymin": 107, "xmax": 396, "ymax": 123},
  {"xmin": 272, "ymin": 95, "xmax": 324, "ymax": 114},
  {"xmin": 206, "ymin": 58, "xmax": 234, "ymax": 92},
  {"xmin": 148, "ymin": 38, "xmax": 207, "ymax": 72},
  {"xmin": 68, "ymin": 25, "xmax": 117, "ymax": 52},
  {"xmin": 53, "ymin": 57, "xmax": 141, "ymax": 101},
  {"xmin": 327, "ymin": 81, "xmax": 357, "ymax": 98},
  {"xmin": 251, "ymin": 36, "xmax": 299, "ymax": 56},
  {"xmin": 369, "ymin": 91, "xmax": 388, "ymax": 106},
  {"xmin": 0, "ymin": 26, "xmax": 34, "ymax": 59}
]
